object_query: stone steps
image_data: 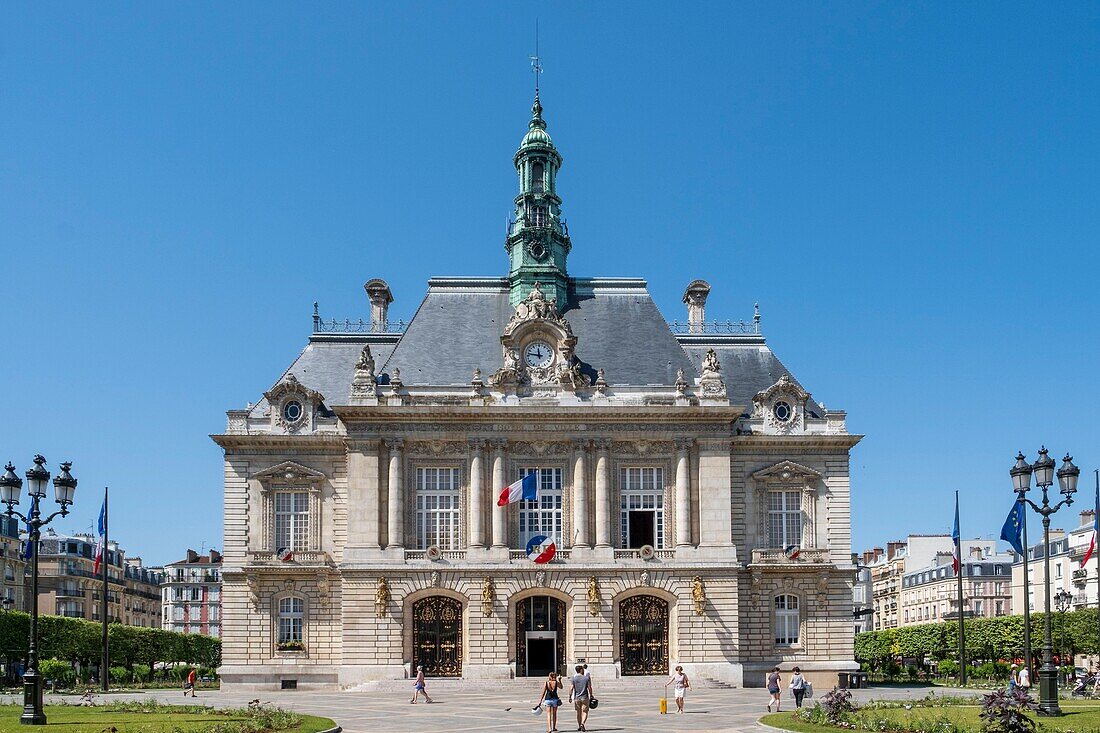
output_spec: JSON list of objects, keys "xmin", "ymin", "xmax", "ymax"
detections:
[{"xmin": 348, "ymin": 674, "xmax": 738, "ymax": 693}]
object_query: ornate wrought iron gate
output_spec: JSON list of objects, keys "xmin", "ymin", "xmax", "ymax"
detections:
[
  {"xmin": 619, "ymin": 595, "xmax": 668, "ymax": 675},
  {"xmin": 412, "ymin": 596, "xmax": 463, "ymax": 677}
]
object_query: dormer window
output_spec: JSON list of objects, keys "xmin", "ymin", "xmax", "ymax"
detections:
[{"xmin": 532, "ymin": 162, "xmax": 544, "ymax": 192}]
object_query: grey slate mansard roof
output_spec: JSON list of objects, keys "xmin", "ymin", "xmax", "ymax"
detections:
[{"xmin": 249, "ymin": 276, "xmax": 823, "ymax": 416}]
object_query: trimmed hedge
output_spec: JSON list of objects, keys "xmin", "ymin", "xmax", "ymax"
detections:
[
  {"xmin": 856, "ymin": 608, "xmax": 1095, "ymax": 668},
  {"xmin": 0, "ymin": 611, "xmax": 220, "ymax": 681}
]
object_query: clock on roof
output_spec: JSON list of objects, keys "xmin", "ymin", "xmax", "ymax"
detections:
[{"xmin": 523, "ymin": 340, "xmax": 554, "ymax": 369}]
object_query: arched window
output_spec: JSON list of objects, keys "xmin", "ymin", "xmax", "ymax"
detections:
[
  {"xmin": 532, "ymin": 162, "xmax": 544, "ymax": 193},
  {"xmin": 277, "ymin": 596, "xmax": 305, "ymax": 647},
  {"xmin": 774, "ymin": 594, "xmax": 799, "ymax": 646}
]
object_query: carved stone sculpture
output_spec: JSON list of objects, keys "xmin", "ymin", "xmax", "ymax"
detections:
[
  {"xmin": 692, "ymin": 576, "xmax": 706, "ymax": 616},
  {"xmin": 489, "ymin": 348, "xmax": 522, "ymax": 389},
  {"xmin": 481, "ymin": 577, "xmax": 494, "ymax": 617},
  {"xmin": 594, "ymin": 368, "xmax": 608, "ymax": 395},
  {"xmin": 375, "ymin": 576, "xmax": 390, "ymax": 618},
  {"xmin": 586, "ymin": 576, "xmax": 601, "ymax": 616},
  {"xmin": 701, "ymin": 348, "xmax": 721, "ymax": 376}
]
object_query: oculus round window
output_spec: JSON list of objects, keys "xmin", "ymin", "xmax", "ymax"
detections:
[
  {"xmin": 773, "ymin": 401, "xmax": 793, "ymax": 423},
  {"xmin": 523, "ymin": 340, "xmax": 554, "ymax": 369},
  {"xmin": 282, "ymin": 400, "xmax": 304, "ymax": 422}
]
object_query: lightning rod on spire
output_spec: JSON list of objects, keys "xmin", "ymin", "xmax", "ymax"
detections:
[{"xmin": 529, "ymin": 19, "xmax": 542, "ymax": 96}]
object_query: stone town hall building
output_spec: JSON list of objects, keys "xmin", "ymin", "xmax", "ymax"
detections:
[{"xmin": 215, "ymin": 93, "xmax": 861, "ymax": 690}]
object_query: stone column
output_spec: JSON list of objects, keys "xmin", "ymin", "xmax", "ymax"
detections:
[
  {"xmin": 594, "ymin": 440, "xmax": 612, "ymax": 548},
  {"xmin": 491, "ymin": 441, "xmax": 507, "ymax": 549},
  {"xmin": 346, "ymin": 440, "xmax": 382, "ymax": 553},
  {"xmin": 385, "ymin": 439, "xmax": 405, "ymax": 549},
  {"xmin": 468, "ymin": 440, "xmax": 486, "ymax": 548},
  {"xmin": 675, "ymin": 439, "xmax": 693, "ymax": 548},
  {"xmin": 697, "ymin": 439, "xmax": 732, "ymax": 549},
  {"xmin": 572, "ymin": 440, "xmax": 589, "ymax": 548},
  {"xmin": 802, "ymin": 485, "xmax": 817, "ymax": 548}
]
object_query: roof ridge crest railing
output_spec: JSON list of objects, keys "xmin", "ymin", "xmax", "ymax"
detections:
[
  {"xmin": 667, "ymin": 318, "xmax": 761, "ymax": 335},
  {"xmin": 312, "ymin": 303, "xmax": 408, "ymax": 334}
]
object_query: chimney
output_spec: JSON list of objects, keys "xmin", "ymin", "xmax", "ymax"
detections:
[
  {"xmin": 364, "ymin": 278, "xmax": 394, "ymax": 332},
  {"xmin": 186, "ymin": 549, "xmax": 199, "ymax": 563},
  {"xmin": 887, "ymin": 540, "xmax": 906, "ymax": 559},
  {"xmin": 1082, "ymin": 509, "xmax": 1095, "ymax": 527},
  {"xmin": 873, "ymin": 546, "xmax": 884, "ymax": 562},
  {"xmin": 969, "ymin": 546, "xmax": 983, "ymax": 559},
  {"xmin": 863, "ymin": 550, "xmax": 875, "ymax": 566},
  {"xmin": 682, "ymin": 280, "xmax": 711, "ymax": 333},
  {"xmin": 210, "ymin": 549, "xmax": 222, "ymax": 564},
  {"xmin": 129, "ymin": 556, "xmax": 142, "ymax": 568}
]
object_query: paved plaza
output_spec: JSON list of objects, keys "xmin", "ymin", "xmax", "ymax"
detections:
[{"xmin": 1, "ymin": 685, "xmax": 977, "ymax": 733}]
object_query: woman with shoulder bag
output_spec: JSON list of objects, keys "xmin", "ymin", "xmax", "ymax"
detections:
[{"xmin": 789, "ymin": 667, "xmax": 808, "ymax": 708}]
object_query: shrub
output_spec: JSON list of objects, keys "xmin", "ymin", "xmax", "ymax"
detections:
[
  {"xmin": 109, "ymin": 666, "xmax": 130, "ymax": 684},
  {"xmin": 906, "ymin": 664, "xmax": 920, "ymax": 680},
  {"xmin": 979, "ymin": 688, "xmax": 1037, "ymax": 733},
  {"xmin": 132, "ymin": 663, "xmax": 151, "ymax": 682},
  {"xmin": 38, "ymin": 658, "xmax": 73, "ymax": 686},
  {"xmin": 938, "ymin": 659, "xmax": 959, "ymax": 677},
  {"xmin": 819, "ymin": 687, "xmax": 857, "ymax": 724}
]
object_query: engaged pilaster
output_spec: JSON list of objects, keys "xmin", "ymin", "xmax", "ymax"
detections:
[
  {"xmin": 571, "ymin": 439, "xmax": 590, "ymax": 549},
  {"xmin": 346, "ymin": 440, "xmax": 382, "ymax": 555},
  {"xmin": 490, "ymin": 440, "xmax": 507, "ymax": 549},
  {"xmin": 385, "ymin": 438, "xmax": 405, "ymax": 549},
  {"xmin": 675, "ymin": 438, "xmax": 693, "ymax": 548},
  {"xmin": 468, "ymin": 440, "xmax": 486, "ymax": 548},
  {"xmin": 594, "ymin": 439, "xmax": 612, "ymax": 549}
]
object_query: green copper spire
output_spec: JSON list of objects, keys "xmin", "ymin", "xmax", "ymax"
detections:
[{"xmin": 506, "ymin": 93, "xmax": 571, "ymax": 309}]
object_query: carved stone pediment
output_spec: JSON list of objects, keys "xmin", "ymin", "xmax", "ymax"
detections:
[
  {"xmin": 504, "ymin": 282, "xmax": 573, "ymax": 337},
  {"xmin": 264, "ymin": 374, "xmax": 325, "ymax": 433},
  {"xmin": 253, "ymin": 460, "xmax": 327, "ymax": 486},
  {"xmin": 751, "ymin": 460, "xmax": 823, "ymax": 485}
]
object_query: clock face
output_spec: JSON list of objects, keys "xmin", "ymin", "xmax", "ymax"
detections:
[{"xmin": 523, "ymin": 341, "xmax": 554, "ymax": 369}]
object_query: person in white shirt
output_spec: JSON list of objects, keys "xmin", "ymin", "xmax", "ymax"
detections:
[
  {"xmin": 1018, "ymin": 666, "xmax": 1031, "ymax": 692},
  {"xmin": 664, "ymin": 665, "xmax": 690, "ymax": 713}
]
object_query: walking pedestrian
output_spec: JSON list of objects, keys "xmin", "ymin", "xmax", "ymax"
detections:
[
  {"xmin": 410, "ymin": 665, "xmax": 433, "ymax": 704},
  {"xmin": 1018, "ymin": 665, "xmax": 1031, "ymax": 694},
  {"xmin": 537, "ymin": 671, "xmax": 562, "ymax": 733},
  {"xmin": 789, "ymin": 667, "xmax": 807, "ymax": 708},
  {"xmin": 184, "ymin": 668, "xmax": 197, "ymax": 697},
  {"xmin": 1008, "ymin": 664, "xmax": 1018, "ymax": 692},
  {"xmin": 664, "ymin": 665, "xmax": 690, "ymax": 713},
  {"xmin": 766, "ymin": 666, "xmax": 782, "ymax": 712},
  {"xmin": 568, "ymin": 664, "xmax": 594, "ymax": 732}
]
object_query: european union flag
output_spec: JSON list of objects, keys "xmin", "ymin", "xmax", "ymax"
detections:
[{"xmin": 1000, "ymin": 500, "xmax": 1025, "ymax": 556}]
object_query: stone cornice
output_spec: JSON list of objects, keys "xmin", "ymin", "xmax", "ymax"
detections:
[
  {"xmin": 333, "ymin": 404, "xmax": 745, "ymax": 424},
  {"xmin": 210, "ymin": 433, "xmax": 347, "ymax": 451},
  {"xmin": 731, "ymin": 434, "xmax": 863, "ymax": 450}
]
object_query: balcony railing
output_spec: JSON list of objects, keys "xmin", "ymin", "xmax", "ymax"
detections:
[
  {"xmin": 751, "ymin": 548, "xmax": 830, "ymax": 564},
  {"xmin": 249, "ymin": 551, "xmax": 330, "ymax": 566}
]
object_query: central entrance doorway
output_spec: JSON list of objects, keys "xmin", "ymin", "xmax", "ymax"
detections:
[
  {"xmin": 619, "ymin": 595, "xmax": 669, "ymax": 675},
  {"xmin": 516, "ymin": 595, "xmax": 566, "ymax": 677},
  {"xmin": 412, "ymin": 596, "xmax": 463, "ymax": 677}
]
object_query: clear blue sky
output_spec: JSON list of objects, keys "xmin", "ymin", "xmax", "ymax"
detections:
[{"xmin": 2, "ymin": 3, "xmax": 1098, "ymax": 565}]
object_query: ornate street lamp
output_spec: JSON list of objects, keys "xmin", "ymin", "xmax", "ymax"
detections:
[
  {"xmin": 0, "ymin": 456, "xmax": 77, "ymax": 726},
  {"xmin": 1055, "ymin": 589, "xmax": 1073, "ymax": 680},
  {"xmin": 1015, "ymin": 447, "xmax": 1078, "ymax": 716},
  {"xmin": 1011, "ymin": 453, "xmax": 1035, "ymax": 680}
]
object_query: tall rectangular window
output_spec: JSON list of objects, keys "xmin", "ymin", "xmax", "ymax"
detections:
[
  {"xmin": 768, "ymin": 490, "xmax": 802, "ymax": 548},
  {"xmin": 620, "ymin": 467, "xmax": 665, "ymax": 549},
  {"xmin": 277, "ymin": 597, "xmax": 304, "ymax": 644},
  {"xmin": 274, "ymin": 491, "xmax": 309, "ymax": 551},
  {"xmin": 775, "ymin": 594, "xmax": 800, "ymax": 645},
  {"xmin": 518, "ymin": 467, "xmax": 563, "ymax": 549},
  {"xmin": 415, "ymin": 467, "xmax": 460, "ymax": 550}
]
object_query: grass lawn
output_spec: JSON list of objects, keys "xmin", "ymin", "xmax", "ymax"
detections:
[
  {"xmin": 762, "ymin": 702, "xmax": 1100, "ymax": 733},
  {"xmin": 0, "ymin": 703, "xmax": 336, "ymax": 733}
]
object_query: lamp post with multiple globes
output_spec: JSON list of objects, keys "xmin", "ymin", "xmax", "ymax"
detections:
[
  {"xmin": 1011, "ymin": 447, "xmax": 1079, "ymax": 717},
  {"xmin": 0, "ymin": 456, "xmax": 77, "ymax": 726}
]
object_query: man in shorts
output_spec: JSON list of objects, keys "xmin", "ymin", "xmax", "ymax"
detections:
[{"xmin": 569, "ymin": 664, "xmax": 593, "ymax": 732}]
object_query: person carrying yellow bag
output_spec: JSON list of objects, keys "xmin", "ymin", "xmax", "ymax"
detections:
[{"xmin": 664, "ymin": 666, "xmax": 690, "ymax": 714}]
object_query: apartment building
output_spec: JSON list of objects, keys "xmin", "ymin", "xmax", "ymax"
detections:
[
  {"xmin": 1012, "ymin": 510, "xmax": 1098, "ymax": 614},
  {"xmin": 0, "ymin": 516, "xmax": 26, "ymax": 612},
  {"xmin": 900, "ymin": 543, "xmax": 1012, "ymax": 625},
  {"xmin": 862, "ymin": 535, "xmax": 954, "ymax": 631},
  {"xmin": 162, "ymin": 549, "xmax": 222, "ymax": 637}
]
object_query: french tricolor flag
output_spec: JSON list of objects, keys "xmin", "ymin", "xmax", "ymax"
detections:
[
  {"xmin": 1082, "ymin": 482, "xmax": 1099, "ymax": 568},
  {"xmin": 497, "ymin": 473, "xmax": 538, "ymax": 506}
]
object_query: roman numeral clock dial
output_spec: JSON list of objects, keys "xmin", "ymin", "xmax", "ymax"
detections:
[{"xmin": 523, "ymin": 341, "xmax": 554, "ymax": 369}]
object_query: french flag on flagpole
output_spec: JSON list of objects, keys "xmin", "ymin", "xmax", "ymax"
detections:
[
  {"xmin": 951, "ymin": 492, "xmax": 961, "ymax": 574},
  {"xmin": 1082, "ymin": 482, "xmax": 1099, "ymax": 568},
  {"xmin": 498, "ymin": 473, "xmax": 538, "ymax": 506},
  {"xmin": 92, "ymin": 496, "xmax": 106, "ymax": 575}
]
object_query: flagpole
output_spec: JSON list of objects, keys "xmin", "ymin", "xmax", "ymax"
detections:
[
  {"xmin": 1021, "ymin": 498, "xmax": 1032, "ymax": 680},
  {"xmin": 1094, "ymin": 469, "xmax": 1099, "ymax": 672},
  {"xmin": 956, "ymin": 491, "xmax": 967, "ymax": 686},
  {"xmin": 101, "ymin": 487, "xmax": 108, "ymax": 692}
]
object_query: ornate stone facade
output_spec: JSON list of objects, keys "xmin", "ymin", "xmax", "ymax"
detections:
[{"xmin": 214, "ymin": 94, "xmax": 861, "ymax": 691}]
